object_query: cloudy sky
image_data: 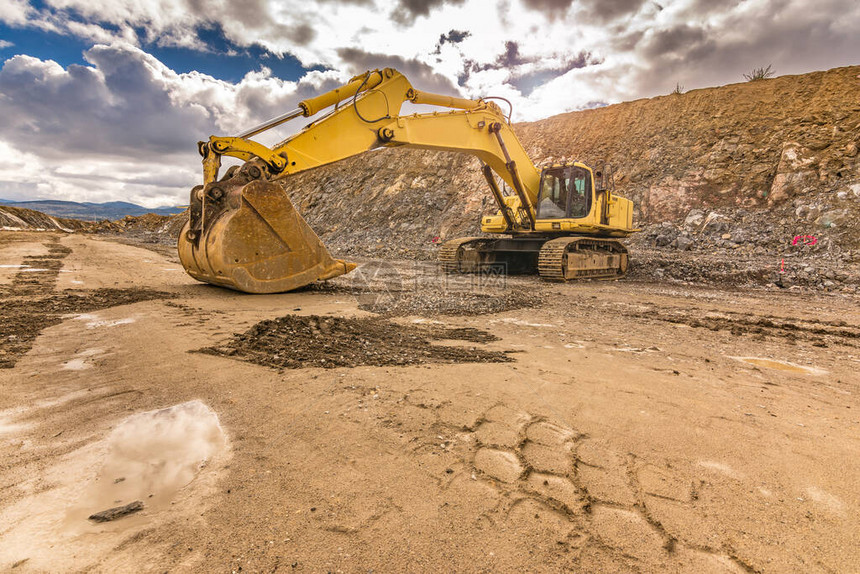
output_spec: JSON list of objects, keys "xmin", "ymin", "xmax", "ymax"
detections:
[{"xmin": 0, "ymin": 0, "xmax": 857, "ymax": 207}]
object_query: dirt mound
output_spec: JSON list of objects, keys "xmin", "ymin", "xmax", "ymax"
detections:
[
  {"xmin": 89, "ymin": 211, "xmax": 188, "ymax": 238},
  {"xmin": 0, "ymin": 205, "xmax": 89, "ymax": 232},
  {"xmin": 199, "ymin": 314, "xmax": 513, "ymax": 369}
]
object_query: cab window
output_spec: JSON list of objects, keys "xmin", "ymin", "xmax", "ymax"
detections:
[
  {"xmin": 537, "ymin": 171, "xmax": 569, "ymax": 219},
  {"xmin": 537, "ymin": 167, "xmax": 591, "ymax": 219},
  {"xmin": 568, "ymin": 168, "xmax": 590, "ymax": 218}
]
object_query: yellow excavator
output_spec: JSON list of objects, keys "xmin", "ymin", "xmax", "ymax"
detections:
[{"xmin": 179, "ymin": 68, "xmax": 636, "ymax": 293}]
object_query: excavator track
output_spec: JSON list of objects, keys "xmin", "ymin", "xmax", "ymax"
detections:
[
  {"xmin": 538, "ymin": 237, "xmax": 628, "ymax": 281},
  {"xmin": 438, "ymin": 237, "xmax": 484, "ymax": 272}
]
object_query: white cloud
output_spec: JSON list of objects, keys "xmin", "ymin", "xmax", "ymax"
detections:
[
  {"xmin": 0, "ymin": 0, "xmax": 31, "ymax": 27},
  {"xmin": 0, "ymin": 44, "xmax": 342, "ymax": 206},
  {"xmin": 0, "ymin": 40, "xmax": 13, "ymax": 49},
  {"xmin": 0, "ymin": 0, "xmax": 858, "ymax": 205}
]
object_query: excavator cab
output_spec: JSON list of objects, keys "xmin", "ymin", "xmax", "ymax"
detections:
[{"xmin": 536, "ymin": 165, "xmax": 592, "ymax": 220}]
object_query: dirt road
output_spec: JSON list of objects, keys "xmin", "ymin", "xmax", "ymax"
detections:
[{"xmin": 1, "ymin": 231, "xmax": 858, "ymax": 573}]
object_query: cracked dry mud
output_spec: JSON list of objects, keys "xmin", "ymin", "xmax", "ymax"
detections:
[{"xmin": 1, "ymin": 232, "xmax": 858, "ymax": 573}]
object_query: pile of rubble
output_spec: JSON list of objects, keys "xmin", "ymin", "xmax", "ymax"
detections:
[
  {"xmin": 626, "ymin": 182, "xmax": 859, "ymax": 290},
  {"xmin": 88, "ymin": 212, "xmax": 188, "ymax": 245}
]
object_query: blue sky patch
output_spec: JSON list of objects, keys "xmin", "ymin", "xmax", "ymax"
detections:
[
  {"xmin": 143, "ymin": 24, "xmax": 318, "ymax": 83},
  {"xmin": 0, "ymin": 18, "xmax": 313, "ymax": 83},
  {"xmin": 0, "ymin": 23, "xmax": 92, "ymax": 67}
]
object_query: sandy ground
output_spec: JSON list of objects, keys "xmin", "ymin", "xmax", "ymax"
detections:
[{"xmin": 0, "ymin": 230, "xmax": 858, "ymax": 573}]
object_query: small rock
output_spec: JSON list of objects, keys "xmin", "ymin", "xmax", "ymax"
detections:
[
  {"xmin": 88, "ymin": 500, "xmax": 144, "ymax": 523},
  {"xmin": 676, "ymin": 236, "xmax": 694, "ymax": 251},
  {"xmin": 683, "ymin": 209, "xmax": 704, "ymax": 228}
]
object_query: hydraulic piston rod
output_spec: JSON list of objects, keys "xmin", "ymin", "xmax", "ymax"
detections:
[{"xmin": 236, "ymin": 107, "xmax": 305, "ymax": 138}]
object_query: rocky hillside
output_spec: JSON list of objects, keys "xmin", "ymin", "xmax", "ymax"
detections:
[
  {"xmin": 0, "ymin": 204, "xmax": 182, "ymax": 245},
  {"xmin": 281, "ymin": 65, "xmax": 859, "ymax": 263},
  {"xmin": 0, "ymin": 205, "xmax": 90, "ymax": 232},
  {"xmin": 0, "ymin": 200, "xmax": 184, "ymax": 221}
]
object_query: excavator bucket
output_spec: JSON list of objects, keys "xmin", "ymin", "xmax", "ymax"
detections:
[{"xmin": 178, "ymin": 166, "xmax": 356, "ymax": 293}]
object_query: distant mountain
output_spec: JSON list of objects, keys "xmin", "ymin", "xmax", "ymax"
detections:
[{"xmin": 0, "ymin": 199, "xmax": 184, "ymax": 221}]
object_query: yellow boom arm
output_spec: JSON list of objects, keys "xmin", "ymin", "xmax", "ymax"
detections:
[{"xmin": 199, "ymin": 68, "xmax": 539, "ymax": 231}]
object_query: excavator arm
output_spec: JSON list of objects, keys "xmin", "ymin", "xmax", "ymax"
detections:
[
  {"xmin": 180, "ymin": 68, "xmax": 544, "ymax": 293},
  {"xmin": 200, "ymin": 68, "xmax": 538, "ymax": 217}
]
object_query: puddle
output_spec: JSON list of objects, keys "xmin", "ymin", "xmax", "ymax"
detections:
[
  {"xmin": 610, "ymin": 346, "xmax": 657, "ymax": 353},
  {"xmin": 71, "ymin": 400, "xmax": 226, "ymax": 518},
  {"xmin": 62, "ymin": 358, "xmax": 91, "ymax": 371},
  {"xmin": 411, "ymin": 318, "xmax": 446, "ymax": 325},
  {"xmin": 495, "ymin": 318, "xmax": 555, "ymax": 328},
  {"xmin": 0, "ymin": 413, "xmax": 32, "ymax": 437},
  {"xmin": 0, "ymin": 264, "xmax": 30, "ymax": 268},
  {"xmin": 62, "ymin": 349, "xmax": 105, "ymax": 370},
  {"xmin": 731, "ymin": 356, "xmax": 826, "ymax": 375},
  {"xmin": 0, "ymin": 400, "xmax": 228, "ymax": 571},
  {"xmin": 698, "ymin": 460, "xmax": 745, "ymax": 480},
  {"xmin": 805, "ymin": 486, "xmax": 845, "ymax": 515},
  {"xmin": 74, "ymin": 313, "xmax": 137, "ymax": 329}
]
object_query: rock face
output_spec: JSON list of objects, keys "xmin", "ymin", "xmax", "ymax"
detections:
[
  {"xmin": 279, "ymin": 65, "xmax": 859, "ymax": 260},
  {"xmin": 518, "ymin": 66, "xmax": 860, "ymax": 221}
]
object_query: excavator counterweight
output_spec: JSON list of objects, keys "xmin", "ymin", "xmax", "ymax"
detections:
[{"xmin": 179, "ymin": 67, "xmax": 637, "ymax": 293}]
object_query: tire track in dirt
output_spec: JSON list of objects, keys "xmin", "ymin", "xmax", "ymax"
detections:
[
  {"xmin": 625, "ymin": 304, "xmax": 860, "ymax": 348},
  {"xmin": 346, "ymin": 387, "xmax": 759, "ymax": 573},
  {"xmin": 0, "ymin": 236, "xmax": 171, "ymax": 368}
]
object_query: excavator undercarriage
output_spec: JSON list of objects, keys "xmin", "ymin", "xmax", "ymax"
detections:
[
  {"xmin": 178, "ymin": 67, "xmax": 637, "ymax": 294},
  {"xmin": 439, "ymin": 236, "xmax": 628, "ymax": 280}
]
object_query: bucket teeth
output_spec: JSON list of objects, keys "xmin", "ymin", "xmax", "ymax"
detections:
[{"xmin": 178, "ymin": 175, "xmax": 355, "ymax": 293}]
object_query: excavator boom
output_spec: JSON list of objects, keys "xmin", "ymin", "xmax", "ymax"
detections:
[{"xmin": 179, "ymin": 67, "xmax": 636, "ymax": 293}]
